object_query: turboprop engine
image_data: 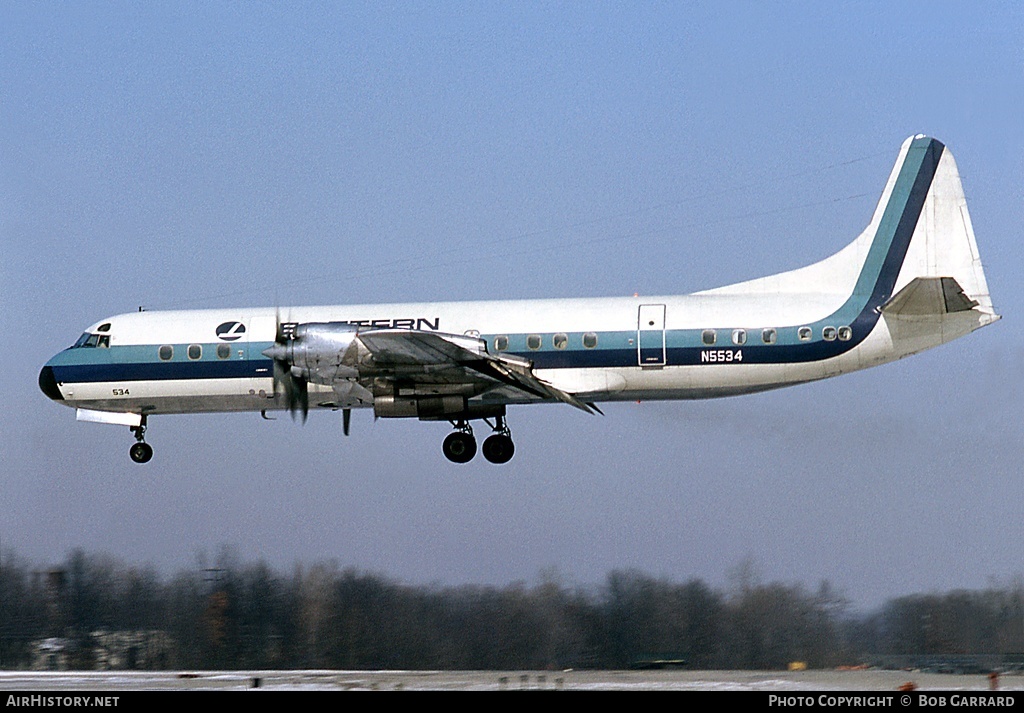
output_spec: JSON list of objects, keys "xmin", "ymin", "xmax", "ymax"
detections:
[
  {"xmin": 264, "ymin": 322, "xmax": 361, "ymax": 383},
  {"xmin": 262, "ymin": 321, "xmax": 361, "ymax": 420}
]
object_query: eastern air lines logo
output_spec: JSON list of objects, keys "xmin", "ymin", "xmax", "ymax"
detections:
[{"xmin": 215, "ymin": 321, "xmax": 247, "ymax": 341}]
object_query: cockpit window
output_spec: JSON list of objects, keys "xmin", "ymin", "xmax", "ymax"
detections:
[{"xmin": 72, "ymin": 333, "xmax": 101, "ymax": 348}]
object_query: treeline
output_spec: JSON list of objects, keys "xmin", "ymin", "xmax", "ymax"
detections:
[{"xmin": 1, "ymin": 549, "xmax": 1022, "ymax": 670}]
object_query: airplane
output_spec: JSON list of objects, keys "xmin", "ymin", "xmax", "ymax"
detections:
[{"xmin": 39, "ymin": 135, "xmax": 999, "ymax": 465}]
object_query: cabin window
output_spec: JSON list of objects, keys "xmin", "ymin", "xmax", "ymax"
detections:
[
  {"xmin": 732, "ymin": 329, "xmax": 746, "ymax": 346},
  {"xmin": 823, "ymin": 326, "xmax": 837, "ymax": 341},
  {"xmin": 553, "ymin": 333, "xmax": 568, "ymax": 350},
  {"xmin": 527, "ymin": 334, "xmax": 542, "ymax": 350},
  {"xmin": 494, "ymin": 335, "xmax": 509, "ymax": 352},
  {"xmin": 158, "ymin": 345, "xmax": 174, "ymax": 361},
  {"xmin": 838, "ymin": 326, "xmax": 852, "ymax": 341},
  {"xmin": 798, "ymin": 327, "xmax": 812, "ymax": 341},
  {"xmin": 97, "ymin": 323, "xmax": 111, "ymax": 332},
  {"xmin": 762, "ymin": 328, "xmax": 777, "ymax": 345},
  {"xmin": 702, "ymin": 329, "xmax": 716, "ymax": 346},
  {"xmin": 187, "ymin": 344, "xmax": 202, "ymax": 360},
  {"xmin": 217, "ymin": 344, "xmax": 231, "ymax": 359},
  {"xmin": 583, "ymin": 332, "xmax": 598, "ymax": 349}
]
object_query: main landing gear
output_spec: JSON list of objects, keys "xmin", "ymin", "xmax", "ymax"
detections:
[
  {"xmin": 442, "ymin": 424, "xmax": 476, "ymax": 464},
  {"xmin": 441, "ymin": 416, "xmax": 515, "ymax": 465},
  {"xmin": 128, "ymin": 416, "xmax": 153, "ymax": 464}
]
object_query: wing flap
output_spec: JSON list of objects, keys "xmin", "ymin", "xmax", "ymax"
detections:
[{"xmin": 357, "ymin": 329, "xmax": 596, "ymax": 414}]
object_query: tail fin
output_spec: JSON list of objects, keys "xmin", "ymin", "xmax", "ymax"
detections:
[
  {"xmin": 883, "ymin": 135, "xmax": 996, "ymax": 321},
  {"xmin": 700, "ymin": 135, "xmax": 998, "ymax": 343},
  {"xmin": 872, "ymin": 136, "xmax": 999, "ymax": 358}
]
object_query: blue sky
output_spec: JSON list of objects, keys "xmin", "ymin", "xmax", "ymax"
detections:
[{"xmin": 2, "ymin": 2, "xmax": 1022, "ymax": 609}]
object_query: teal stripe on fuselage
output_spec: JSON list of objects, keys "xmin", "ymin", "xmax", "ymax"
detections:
[{"xmin": 46, "ymin": 343, "xmax": 247, "ymax": 366}]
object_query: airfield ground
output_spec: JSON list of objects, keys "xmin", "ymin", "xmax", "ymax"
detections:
[{"xmin": 0, "ymin": 669, "xmax": 1019, "ymax": 691}]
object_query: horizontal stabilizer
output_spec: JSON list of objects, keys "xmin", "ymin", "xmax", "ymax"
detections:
[{"xmin": 881, "ymin": 277, "xmax": 978, "ymax": 318}]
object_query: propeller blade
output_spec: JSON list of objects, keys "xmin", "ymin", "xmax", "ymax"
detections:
[
  {"xmin": 270, "ymin": 357, "xmax": 284, "ymax": 401},
  {"xmin": 274, "ymin": 305, "xmax": 286, "ymax": 344},
  {"xmin": 264, "ymin": 308, "xmax": 309, "ymax": 424},
  {"xmin": 297, "ymin": 378, "xmax": 308, "ymax": 423},
  {"xmin": 266, "ymin": 307, "xmax": 288, "ymax": 401}
]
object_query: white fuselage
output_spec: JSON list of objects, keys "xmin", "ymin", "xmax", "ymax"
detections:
[{"xmin": 37, "ymin": 136, "xmax": 999, "ymax": 463}]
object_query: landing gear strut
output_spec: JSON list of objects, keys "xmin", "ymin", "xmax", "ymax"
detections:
[
  {"xmin": 128, "ymin": 416, "xmax": 153, "ymax": 464},
  {"xmin": 442, "ymin": 421, "xmax": 476, "ymax": 463}
]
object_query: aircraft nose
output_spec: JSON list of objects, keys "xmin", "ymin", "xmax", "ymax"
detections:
[{"xmin": 38, "ymin": 365, "xmax": 64, "ymax": 401}]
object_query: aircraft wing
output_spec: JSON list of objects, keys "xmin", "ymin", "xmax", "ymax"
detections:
[{"xmin": 357, "ymin": 329, "xmax": 598, "ymax": 414}]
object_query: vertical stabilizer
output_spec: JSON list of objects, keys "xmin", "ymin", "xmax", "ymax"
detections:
[
  {"xmin": 890, "ymin": 136, "xmax": 996, "ymax": 320},
  {"xmin": 873, "ymin": 136, "xmax": 999, "ymax": 356},
  {"xmin": 700, "ymin": 136, "xmax": 998, "ymax": 333}
]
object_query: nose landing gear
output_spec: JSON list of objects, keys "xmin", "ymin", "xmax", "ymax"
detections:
[{"xmin": 128, "ymin": 417, "xmax": 153, "ymax": 464}]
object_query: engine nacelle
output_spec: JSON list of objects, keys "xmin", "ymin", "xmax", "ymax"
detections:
[
  {"xmin": 374, "ymin": 394, "xmax": 505, "ymax": 421},
  {"xmin": 266, "ymin": 322, "xmax": 360, "ymax": 385}
]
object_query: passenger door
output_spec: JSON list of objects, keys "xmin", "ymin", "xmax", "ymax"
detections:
[{"xmin": 637, "ymin": 304, "xmax": 667, "ymax": 366}]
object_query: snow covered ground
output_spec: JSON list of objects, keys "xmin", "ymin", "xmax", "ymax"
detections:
[{"xmin": 0, "ymin": 669, "xmax": 1020, "ymax": 691}]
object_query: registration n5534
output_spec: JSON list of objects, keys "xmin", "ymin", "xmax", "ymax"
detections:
[{"xmin": 701, "ymin": 350, "xmax": 743, "ymax": 363}]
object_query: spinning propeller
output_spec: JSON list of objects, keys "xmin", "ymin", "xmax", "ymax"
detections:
[{"xmin": 263, "ymin": 309, "xmax": 309, "ymax": 423}]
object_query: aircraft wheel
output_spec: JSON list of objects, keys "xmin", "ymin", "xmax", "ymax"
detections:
[
  {"xmin": 129, "ymin": 442, "xmax": 154, "ymax": 464},
  {"xmin": 482, "ymin": 434, "xmax": 515, "ymax": 464},
  {"xmin": 442, "ymin": 432, "xmax": 476, "ymax": 463}
]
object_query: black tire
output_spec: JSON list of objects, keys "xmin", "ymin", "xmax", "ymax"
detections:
[
  {"xmin": 129, "ymin": 442, "xmax": 154, "ymax": 464},
  {"xmin": 442, "ymin": 432, "xmax": 477, "ymax": 463},
  {"xmin": 482, "ymin": 434, "xmax": 515, "ymax": 464}
]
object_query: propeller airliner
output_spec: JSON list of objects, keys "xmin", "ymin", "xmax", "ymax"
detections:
[{"xmin": 39, "ymin": 136, "xmax": 998, "ymax": 464}]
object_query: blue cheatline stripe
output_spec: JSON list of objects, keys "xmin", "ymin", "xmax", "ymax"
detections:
[
  {"xmin": 46, "ymin": 139, "xmax": 943, "ymax": 384},
  {"xmin": 50, "ymin": 359, "xmax": 265, "ymax": 383}
]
